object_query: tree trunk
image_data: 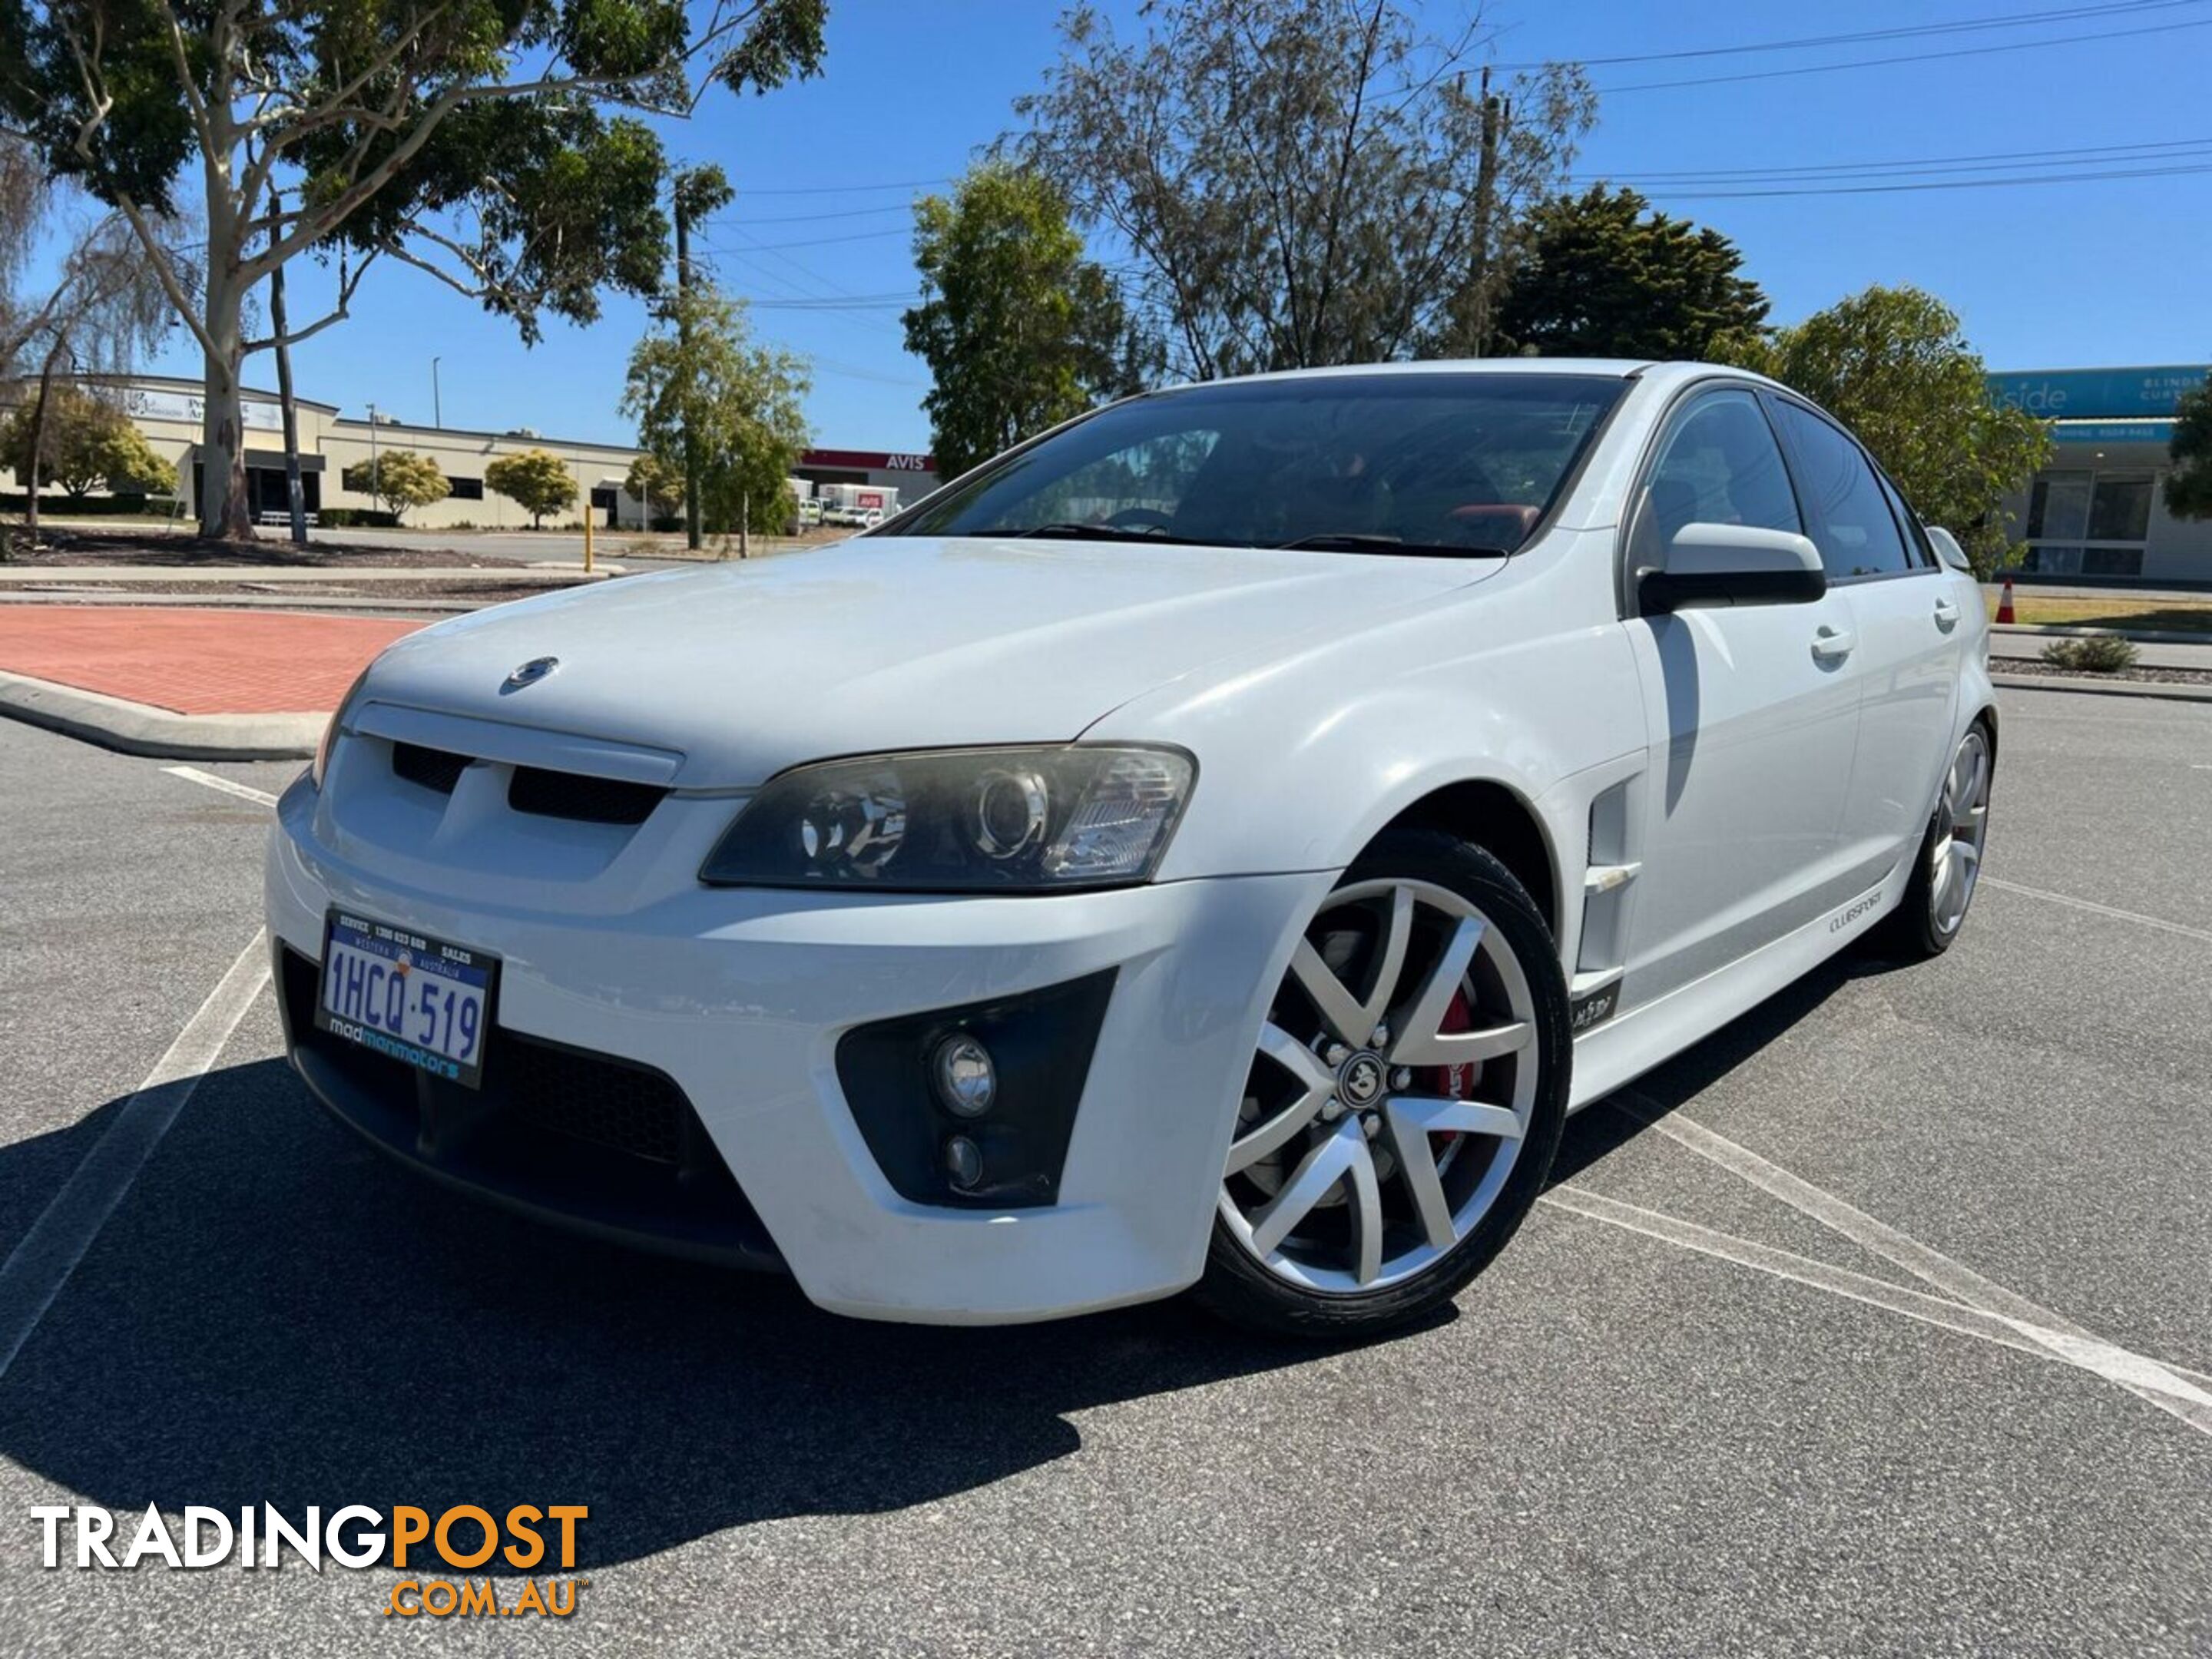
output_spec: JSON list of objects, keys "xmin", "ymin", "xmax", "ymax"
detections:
[
  {"xmin": 24, "ymin": 352, "xmax": 58, "ymax": 545},
  {"xmin": 197, "ymin": 271, "xmax": 255, "ymax": 540}
]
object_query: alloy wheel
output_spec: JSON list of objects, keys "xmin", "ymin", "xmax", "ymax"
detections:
[
  {"xmin": 1929, "ymin": 728, "xmax": 1992, "ymax": 937},
  {"xmin": 1217, "ymin": 878, "xmax": 1541, "ymax": 1294}
]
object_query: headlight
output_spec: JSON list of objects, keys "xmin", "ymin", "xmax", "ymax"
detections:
[
  {"xmin": 700, "ymin": 745, "xmax": 1195, "ymax": 892},
  {"xmin": 311, "ymin": 665, "xmax": 375, "ymax": 790}
]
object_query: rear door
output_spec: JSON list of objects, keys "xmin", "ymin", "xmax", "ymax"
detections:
[
  {"xmin": 1767, "ymin": 399, "xmax": 1962, "ymax": 893},
  {"xmin": 1617, "ymin": 386, "xmax": 1866, "ymax": 1012}
]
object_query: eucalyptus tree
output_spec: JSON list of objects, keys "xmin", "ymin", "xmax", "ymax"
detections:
[
  {"xmin": 2, "ymin": 0, "xmax": 826, "ymax": 538},
  {"xmin": 1014, "ymin": 0, "xmax": 1594, "ymax": 380}
]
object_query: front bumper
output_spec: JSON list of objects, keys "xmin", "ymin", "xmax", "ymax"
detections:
[{"xmin": 267, "ymin": 775, "xmax": 1330, "ymax": 1323}]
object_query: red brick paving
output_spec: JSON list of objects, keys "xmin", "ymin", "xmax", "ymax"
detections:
[{"xmin": 0, "ymin": 607, "xmax": 421, "ymax": 716}]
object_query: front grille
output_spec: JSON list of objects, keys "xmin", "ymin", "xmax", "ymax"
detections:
[
  {"xmin": 392, "ymin": 742, "xmax": 469, "ymax": 794},
  {"xmin": 276, "ymin": 946, "xmax": 780, "ymax": 1269},
  {"xmin": 508, "ymin": 767, "xmax": 668, "ymax": 826},
  {"xmin": 501, "ymin": 1038, "xmax": 685, "ymax": 1163}
]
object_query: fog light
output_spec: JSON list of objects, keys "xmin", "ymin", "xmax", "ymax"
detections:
[
  {"xmin": 944, "ymin": 1134, "xmax": 984, "ymax": 1190},
  {"xmin": 931, "ymin": 1032, "xmax": 997, "ymax": 1118}
]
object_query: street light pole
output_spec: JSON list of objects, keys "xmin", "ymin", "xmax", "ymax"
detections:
[
  {"xmin": 367, "ymin": 401, "xmax": 380, "ymax": 515},
  {"xmin": 432, "ymin": 358, "xmax": 442, "ymax": 429}
]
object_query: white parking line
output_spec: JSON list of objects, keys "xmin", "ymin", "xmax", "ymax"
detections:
[
  {"xmin": 1982, "ymin": 876, "xmax": 2212, "ymax": 947},
  {"xmin": 1614, "ymin": 1094, "xmax": 2212, "ymax": 1439},
  {"xmin": 1540, "ymin": 1187, "xmax": 2212, "ymax": 1408},
  {"xmin": 163, "ymin": 766, "xmax": 279, "ymax": 808},
  {"xmin": 0, "ymin": 932, "xmax": 270, "ymax": 1382}
]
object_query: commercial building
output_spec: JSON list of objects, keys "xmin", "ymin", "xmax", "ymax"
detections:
[
  {"xmin": 1991, "ymin": 365, "xmax": 2211, "ymax": 582},
  {"xmin": 1, "ymin": 374, "xmax": 939, "ymax": 531}
]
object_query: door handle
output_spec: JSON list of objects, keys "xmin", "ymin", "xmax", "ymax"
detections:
[
  {"xmin": 1810, "ymin": 625, "xmax": 1856, "ymax": 663},
  {"xmin": 1933, "ymin": 598, "xmax": 1961, "ymax": 632}
]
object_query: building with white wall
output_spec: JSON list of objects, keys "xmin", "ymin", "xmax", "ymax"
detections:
[{"xmin": 2, "ymin": 374, "xmax": 939, "ymax": 531}]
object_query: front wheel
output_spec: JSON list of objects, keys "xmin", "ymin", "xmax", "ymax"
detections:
[{"xmin": 1194, "ymin": 828, "xmax": 1571, "ymax": 1339}]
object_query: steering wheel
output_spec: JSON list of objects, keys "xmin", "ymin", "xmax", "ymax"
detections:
[{"xmin": 1105, "ymin": 507, "xmax": 1174, "ymax": 535}]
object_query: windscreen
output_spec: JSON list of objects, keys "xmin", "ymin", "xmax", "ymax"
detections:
[{"xmin": 882, "ymin": 373, "xmax": 1627, "ymax": 555}]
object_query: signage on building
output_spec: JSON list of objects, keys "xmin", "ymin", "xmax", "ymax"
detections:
[
  {"xmin": 122, "ymin": 383, "xmax": 283, "ymax": 432},
  {"xmin": 1986, "ymin": 366, "xmax": 2210, "ymax": 420},
  {"xmin": 800, "ymin": 448, "xmax": 936, "ymax": 472},
  {"xmin": 2045, "ymin": 420, "xmax": 2177, "ymax": 445}
]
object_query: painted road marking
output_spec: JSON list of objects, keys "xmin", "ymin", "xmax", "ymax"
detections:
[
  {"xmin": 1540, "ymin": 1187, "xmax": 2212, "ymax": 1409},
  {"xmin": 1982, "ymin": 876, "xmax": 2212, "ymax": 947},
  {"xmin": 0, "ymin": 932, "xmax": 270, "ymax": 1382},
  {"xmin": 164, "ymin": 765, "xmax": 280, "ymax": 808},
  {"xmin": 1616, "ymin": 1094, "xmax": 2212, "ymax": 1439}
]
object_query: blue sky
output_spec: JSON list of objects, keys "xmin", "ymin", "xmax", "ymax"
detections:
[{"xmin": 138, "ymin": 0, "xmax": 2212, "ymax": 453}]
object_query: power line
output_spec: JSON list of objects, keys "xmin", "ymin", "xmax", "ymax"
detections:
[
  {"xmin": 1578, "ymin": 135, "xmax": 2212, "ymax": 184},
  {"xmin": 1597, "ymin": 13, "xmax": 2212, "ymax": 92},
  {"xmin": 1642, "ymin": 159, "xmax": 2212, "ymax": 200},
  {"xmin": 1498, "ymin": 0, "xmax": 2205, "ymax": 69},
  {"xmin": 809, "ymin": 353, "xmax": 928, "ymax": 389},
  {"xmin": 724, "ymin": 175, "xmax": 950, "ymax": 197},
  {"xmin": 711, "ymin": 200, "xmax": 916, "ymax": 226},
  {"xmin": 714, "ymin": 226, "xmax": 914, "ymax": 252}
]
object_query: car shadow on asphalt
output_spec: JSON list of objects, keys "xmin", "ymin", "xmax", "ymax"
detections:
[
  {"xmin": 0, "ymin": 1054, "xmax": 1442, "ymax": 1570},
  {"xmin": 1549, "ymin": 945, "xmax": 1908, "ymax": 1185},
  {"xmin": 0, "ymin": 944, "xmax": 1917, "ymax": 1568}
]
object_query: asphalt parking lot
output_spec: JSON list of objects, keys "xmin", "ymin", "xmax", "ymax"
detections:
[{"xmin": 0, "ymin": 686, "xmax": 2205, "ymax": 1657}]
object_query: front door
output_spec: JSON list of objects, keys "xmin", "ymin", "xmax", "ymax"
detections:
[{"xmin": 1618, "ymin": 387, "xmax": 1866, "ymax": 1012}]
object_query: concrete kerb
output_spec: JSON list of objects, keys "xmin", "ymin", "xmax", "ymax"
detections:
[
  {"xmin": 1991, "ymin": 621, "xmax": 2212, "ymax": 647},
  {"xmin": 1991, "ymin": 671, "xmax": 2212, "ymax": 706},
  {"xmin": 0, "ymin": 565, "xmax": 615, "ymax": 583},
  {"xmin": 0, "ymin": 670, "xmax": 322, "ymax": 760}
]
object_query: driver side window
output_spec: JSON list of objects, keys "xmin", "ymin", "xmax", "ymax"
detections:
[{"xmin": 1628, "ymin": 389, "xmax": 1802, "ymax": 574}]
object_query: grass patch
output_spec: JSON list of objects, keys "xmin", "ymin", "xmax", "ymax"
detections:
[{"xmin": 1985, "ymin": 594, "xmax": 2212, "ymax": 634}]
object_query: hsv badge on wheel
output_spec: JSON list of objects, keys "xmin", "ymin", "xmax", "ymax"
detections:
[{"xmin": 268, "ymin": 361, "xmax": 1995, "ymax": 1336}]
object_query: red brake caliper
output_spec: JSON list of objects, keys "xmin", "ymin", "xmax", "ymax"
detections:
[{"xmin": 1422, "ymin": 987, "xmax": 1479, "ymax": 1154}]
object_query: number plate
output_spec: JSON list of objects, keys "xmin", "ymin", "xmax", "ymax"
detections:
[{"xmin": 313, "ymin": 910, "xmax": 498, "ymax": 1089}]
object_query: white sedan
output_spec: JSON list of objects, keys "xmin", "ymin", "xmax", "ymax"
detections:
[{"xmin": 268, "ymin": 360, "xmax": 1995, "ymax": 1336}]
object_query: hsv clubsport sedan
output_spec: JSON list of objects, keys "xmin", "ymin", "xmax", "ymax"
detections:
[{"xmin": 269, "ymin": 362, "xmax": 1995, "ymax": 1336}]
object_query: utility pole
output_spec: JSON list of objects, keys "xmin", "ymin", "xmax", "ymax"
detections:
[
  {"xmin": 671, "ymin": 164, "xmax": 733, "ymax": 555},
  {"xmin": 367, "ymin": 401, "xmax": 381, "ymax": 516},
  {"xmin": 673, "ymin": 189, "xmax": 702, "ymax": 552},
  {"xmin": 432, "ymin": 356, "xmax": 442, "ymax": 429},
  {"xmin": 1465, "ymin": 65, "xmax": 1505, "ymax": 359},
  {"xmin": 269, "ymin": 205, "xmax": 309, "ymax": 547}
]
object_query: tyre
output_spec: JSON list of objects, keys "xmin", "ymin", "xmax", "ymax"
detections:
[
  {"xmin": 1194, "ymin": 826, "xmax": 1571, "ymax": 1339},
  {"xmin": 1880, "ymin": 719, "xmax": 1994, "ymax": 961}
]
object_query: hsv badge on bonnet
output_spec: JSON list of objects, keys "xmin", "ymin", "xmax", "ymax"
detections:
[{"xmin": 501, "ymin": 656, "xmax": 560, "ymax": 693}]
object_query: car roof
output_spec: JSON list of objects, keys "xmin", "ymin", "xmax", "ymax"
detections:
[{"xmin": 1144, "ymin": 359, "xmax": 1791, "ymax": 398}]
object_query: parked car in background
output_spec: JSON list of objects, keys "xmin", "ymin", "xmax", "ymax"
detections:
[{"xmin": 271, "ymin": 359, "xmax": 1994, "ymax": 1338}]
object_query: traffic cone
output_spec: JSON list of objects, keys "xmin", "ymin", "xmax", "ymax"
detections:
[{"xmin": 1995, "ymin": 576, "xmax": 2015, "ymax": 625}]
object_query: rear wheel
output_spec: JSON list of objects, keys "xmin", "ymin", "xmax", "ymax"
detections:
[
  {"xmin": 1194, "ymin": 828, "xmax": 1570, "ymax": 1339},
  {"xmin": 1882, "ymin": 720, "xmax": 1994, "ymax": 959}
]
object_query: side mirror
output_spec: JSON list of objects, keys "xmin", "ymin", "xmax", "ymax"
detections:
[
  {"xmin": 1924, "ymin": 525, "xmax": 1973, "ymax": 573},
  {"xmin": 1639, "ymin": 523, "xmax": 1826, "ymax": 614}
]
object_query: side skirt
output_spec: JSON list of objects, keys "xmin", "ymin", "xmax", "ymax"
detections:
[{"xmin": 1564, "ymin": 852, "xmax": 1912, "ymax": 1114}]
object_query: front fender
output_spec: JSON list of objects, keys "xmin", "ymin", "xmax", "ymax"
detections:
[{"xmin": 1098, "ymin": 591, "xmax": 1646, "ymax": 892}]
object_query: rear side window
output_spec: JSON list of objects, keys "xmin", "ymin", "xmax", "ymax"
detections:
[
  {"xmin": 1627, "ymin": 389, "xmax": 1800, "ymax": 574},
  {"xmin": 1771, "ymin": 402, "xmax": 1912, "ymax": 578},
  {"xmin": 1873, "ymin": 469, "xmax": 1936, "ymax": 568}
]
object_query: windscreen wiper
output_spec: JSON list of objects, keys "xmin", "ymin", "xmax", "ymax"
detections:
[
  {"xmin": 1272, "ymin": 533, "xmax": 1509, "ymax": 558},
  {"xmin": 984, "ymin": 522, "xmax": 1172, "ymax": 541}
]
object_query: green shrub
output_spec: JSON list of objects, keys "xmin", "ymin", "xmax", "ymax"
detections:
[
  {"xmin": 317, "ymin": 507, "xmax": 401, "ymax": 529},
  {"xmin": 2040, "ymin": 635, "xmax": 2139, "ymax": 674}
]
